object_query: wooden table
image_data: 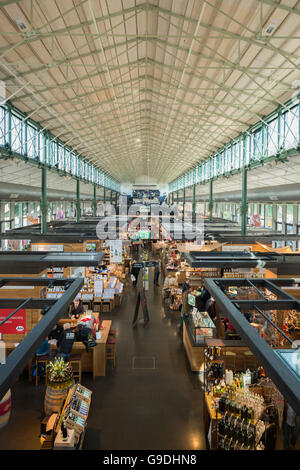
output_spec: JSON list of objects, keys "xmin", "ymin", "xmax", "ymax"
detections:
[
  {"xmin": 4, "ymin": 319, "xmax": 112, "ymax": 379},
  {"xmin": 53, "ymin": 319, "xmax": 112, "ymax": 378}
]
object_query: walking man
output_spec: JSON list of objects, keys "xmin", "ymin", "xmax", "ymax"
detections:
[{"xmin": 154, "ymin": 259, "xmax": 161, "ymax": 286}]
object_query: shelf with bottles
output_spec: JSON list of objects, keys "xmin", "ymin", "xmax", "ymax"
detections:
[
  {"xmin": 186, "ymin": 268, "xmax": 220, "ymax": 279},
  {"xmin": 217, "ymin": 419, "xmax": 265, "ymax": 450},
  {"xmin": 204, "ymin": 345, "xmax": 224, "ymax": 388},
  {"xmin": 216, "ymin": 386, "xmax": 266, "ymax": 451},
  {"xmin": 56, "ymin": 384, "xmax": 92, "ymax": 447}
]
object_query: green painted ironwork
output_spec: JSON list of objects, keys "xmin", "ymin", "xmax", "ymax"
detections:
[
  {"xmin": 192, "ymin": 184, "xmax": 196, "ymax": 221},
  {"xmin": 169, "ymin": 96, "xmax": 300, "ymax": 193},
  {"xmin": 93, "ymin": 183, "xmax": 97, "ymax": 217},
  {"xmin": 241, "ymin": 167, "xmax": 248, "ymax": 236},
  {"xmin": 209, "ymin": 179, "xmax": 213, "ymax": 222},
  {"xmin": 76, "ymin": 179, "xmax": 80, "ymax": 223},
  {"xmin": 0, "ymin": 101, "xmax": 120, "ymax": 192},
  {"xmin": 41, "ymin": 166, "xmax": 47, "ymax": 234}
]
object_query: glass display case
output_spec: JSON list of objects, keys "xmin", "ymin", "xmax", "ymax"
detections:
[
  {"xmin": 274, "ymin": 349, "xmax": 300, "ymax": 380},
  {"xmin": 188, "ymin": 308, "xmax": 216, "ymax": 345}
]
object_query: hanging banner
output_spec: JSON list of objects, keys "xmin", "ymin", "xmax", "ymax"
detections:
[
  {"xmin": 0, "ymin": 309, "xmax": 26, "ymax": 335},
  {"xmin": 109, "ymin": 240, "xmax": 123, "ymax": 263}
]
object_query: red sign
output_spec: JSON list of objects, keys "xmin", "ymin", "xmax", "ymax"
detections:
[
  {"xmin": 0, "ymin": 309, "xmax": 26, "ymax": 335},
  {"xmin": 252, "ymin": 214, "xmax": 261, "ymax": 227}
]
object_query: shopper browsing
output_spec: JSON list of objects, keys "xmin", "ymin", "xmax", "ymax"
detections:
[
  {"xmin": 179, "ymin": 286, "xmax": 192, "ymax": 340},
  {"xmin": 154, "ymin": 259, "xmax": 161, "ymax": 286}
]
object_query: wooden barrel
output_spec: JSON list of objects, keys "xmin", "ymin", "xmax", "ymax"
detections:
[
  {"xmin": 44, "ymin": 380, "xmax": 74, "ymax": 416},
  {"xmin": 0, "ymin": 389, "xmax": 11, "ymax": 429}
]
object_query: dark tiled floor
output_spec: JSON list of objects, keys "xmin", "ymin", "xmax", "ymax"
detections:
[{"xmin": 0, "ymin": 265, "xmax": 206, "ymax": 450}]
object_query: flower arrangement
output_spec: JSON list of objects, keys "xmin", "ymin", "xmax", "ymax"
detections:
[{"xmin": 47, "ymin": 357, "xmax": 74, "ymax": 390}]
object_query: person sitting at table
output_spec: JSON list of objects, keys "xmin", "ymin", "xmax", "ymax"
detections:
[
  {"xmin": 68, "ymin": 299, "xmax": 84, "ymax": 319},
  {"xmin": 36, "ymin": 339, "xmax": 50, "ymax": 357},
  {"xmin": 48, "ymin": 323, "xmax": 63, "ymax": 342},
  {"xmin": 57, "ymin": 323, "xmax": 75, "ymax": 362}
]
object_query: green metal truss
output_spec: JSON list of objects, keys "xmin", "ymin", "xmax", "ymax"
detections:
[
  {"xmin": 169, "ymin": 95, "xmax": 300, "ymax": 193},
  {"xmin": 0, "ymin": 101, "xmax": 120, "ymax": 192}
]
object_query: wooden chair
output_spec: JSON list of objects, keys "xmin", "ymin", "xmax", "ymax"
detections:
[
  {"xmin": 69, "ymin": 354, "xmax": 82, "ymax": 383},
  {"xmin": 105, "ymin": 337, "xmax": 116, "ymax": 368},
  {"xmin": 35, "ymin": 355, "xmax": 49, "ymax": 386}
]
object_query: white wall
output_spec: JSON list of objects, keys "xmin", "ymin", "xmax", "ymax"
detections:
[{"xmin": 121, "ymin": 178, "xmax": 169, "ymax": 195}]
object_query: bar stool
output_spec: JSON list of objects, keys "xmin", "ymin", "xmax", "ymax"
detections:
[
  {"xmin": 224, "ymin": 351, "xmax": 236, "ymax": 372},
  {"xmin": 243, "ymin": 350, "xmax": 256, "ymax": 370},
  {"xmin": 105, "ymin": 337, "xmax": 116, "ymax": 368},
  {"xmin": 35, "ymin": 355, "xmax": 49, "ymax": 386},
  {"xmin": 69, "ymin": 354, "xmax": 82, "ymax": 383}
]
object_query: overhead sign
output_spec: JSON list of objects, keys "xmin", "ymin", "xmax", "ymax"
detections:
[
  {"xmin": 0, "ymin": 309, "xmax": 26, "ymax": 335},
  {"xmin": 138, "ymin": 230, "xmax": 151, "ymax": 239},
  {"xmin": 132, "ymin": 262, "xmax": 144, "ymax": 269},
  {"xmin": 145, "ymin": 261, "xmax": 157, "ymax": 268}
]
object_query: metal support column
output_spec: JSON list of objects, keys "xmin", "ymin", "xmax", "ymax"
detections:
[
  {"xmin": 209, "ymin": 179, "xmax": 213, "ymax": 222},
  {"xmin": 7, "ymin": 104, "xmax": 12, "ymax": 149},
  {"xmin": 41, "ymin": 166, "xmax": 47, "ymax": 234},
  {"xmin": 76, "ymin": 178, "xmax": 80, "ymax": 223},
  {"xmin": 93, "ymin": 183, "xmax": 97, "ymax": 217},
  {"xmin": 241, "ymin": 167, "xmax": 248, "ymax": 236},
  {"xmin": 10, "ymin": 202, "xmax": 15, "ymax": 230},
  {"xmin": 282, "ymin": 204, "xmax": 287, "ymax": 236},
  {"xmin": 192, "ymin": 184, "xmax": 196, "ymax": 222}
]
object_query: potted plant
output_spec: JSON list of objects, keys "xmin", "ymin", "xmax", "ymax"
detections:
[{"xmin": 44, "ymin": 357, "xmax": 74, "ymax": 416}]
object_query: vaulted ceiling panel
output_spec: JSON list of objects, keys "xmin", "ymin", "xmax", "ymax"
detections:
[{"xmin": 0, "ymin": 0, "xmax": 299, "ymax": 184}]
